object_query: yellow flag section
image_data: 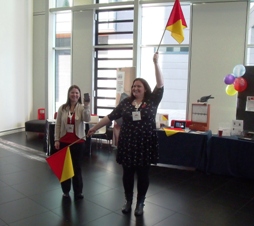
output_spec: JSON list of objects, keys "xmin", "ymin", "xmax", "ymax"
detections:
[
  {"xmin": 60, "ymin": 147, "xmax": 74, "ymax": 182},
  {"xmin": 163, "ymin": 127, "xmax": 185, "ymax": 136},
  {"xmin": 46, "ymin": 146, "xmax": 74, "ymax": 183}
]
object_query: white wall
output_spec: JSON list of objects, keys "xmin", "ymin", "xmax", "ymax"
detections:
[
  {"xmin": 33, "ymin": 0, "xmax": 48, "ymax": 119},
  {"xmin": 189, "ymin": 1, "xmax": 248, "ymax": 133},
  {"xmin": 0, "ymin": 0, "xmax": 33, "ymax": 134}
]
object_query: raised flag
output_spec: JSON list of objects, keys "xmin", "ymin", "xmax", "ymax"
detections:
[
  {"xmin": 166, "ymin": 0, "xmax": 187, "ymax": 44},
  {"xmin": 46, "ymin": 146, "xmax": 74, "ymax": 182}
]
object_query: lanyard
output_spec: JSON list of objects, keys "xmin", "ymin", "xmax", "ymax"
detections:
[
  {"xmin": 68, "ymin": 111, "xmax": 74, "ymax": 124},
  {"xmin": 134, "ymin": 100, "xmax": 142, "ymax": 111}
]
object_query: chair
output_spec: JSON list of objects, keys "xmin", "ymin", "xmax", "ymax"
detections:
[
  {"xmin": 25, "ymin": 108, "xmax": 46, "ymax": 138},
  {"xmin": 91, "ymin": 120, "xmax": 112, "ymax": 151},
  {"xmin": 92, "ymin": 125, "xmax": 107, "ymax": 149},
  {"xmin": 89, "ymin": 115, "xmax": 99, "ymax": 124}
]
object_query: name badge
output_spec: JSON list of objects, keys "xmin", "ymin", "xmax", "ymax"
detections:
[
  {"xmin": 132, "ymin": 111, "xmax": 141, "ymax": 121},
  {"xmin": 66, "ymin": 124, "xmax": 74, "ymax": 133}
]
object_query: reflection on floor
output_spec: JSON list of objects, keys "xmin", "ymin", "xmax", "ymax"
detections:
[{"xmin": 0, "ymin": 132, "xmax": 254, "ymax": 226}]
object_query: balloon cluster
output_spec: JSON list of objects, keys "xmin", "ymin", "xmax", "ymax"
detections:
[{"xmin": 224, "ymin": 64, "xmax": 247, "ymax": 96}]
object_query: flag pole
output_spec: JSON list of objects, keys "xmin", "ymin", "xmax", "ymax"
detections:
[
  {"xmin": 68, "ymin": 135, "xmax": 87, "ymax": 147},
  {"xmin": 157, "ymin": 27, "xmax": 167, "ymax": 52}
]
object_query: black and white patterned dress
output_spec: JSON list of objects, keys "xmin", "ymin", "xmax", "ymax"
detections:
[{"xmin": 108, "ymin": 87, "xmax": 164, "ymax": 167}]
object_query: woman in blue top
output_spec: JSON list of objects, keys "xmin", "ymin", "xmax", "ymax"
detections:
[{"xmin": 87, "ymin": 52, "xmax": 164, "ymax": 216}]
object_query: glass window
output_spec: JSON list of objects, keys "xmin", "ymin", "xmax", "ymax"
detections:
[
  {"xmin": 54, "ymin": 11, "xmax": 72, "ymax": 111},
  {"xmin": 94, "ymin": 8, "xmax": 134, "ymax": 115},
  {"xmin": 141, "ymin": 5, "xmax": 190, "ymax": 122},
  {"xmin": 56, "ymin": 0, "xmax": 73, "ymax": 7},
  {"xmin": 55, "ymin": 12, "xmax": 72, "ymax": 47},
  {"xmin": 55, "ymin": 50, "xmax": 71, "ymax": 111},
  {"xmin": 246, "ymin": 3, "xmax": 254, "ymax": 65},
  {"xmin": 96, "ymin": 0, "xmax": 133, "ymax": 3},
  {"xmin": 141, "ymin": 5, "xmax": 190, "ymax": 45}
]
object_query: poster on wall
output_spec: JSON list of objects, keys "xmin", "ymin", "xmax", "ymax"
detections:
[
  {"xmin": 245, "ymin": 96, "xmax": 254, "ymax": 112},
  {"xmin": 116, "ymin": 71, "xmax": 125, "ymax": 94}
]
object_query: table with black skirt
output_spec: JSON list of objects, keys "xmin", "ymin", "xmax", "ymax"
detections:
[
  {"xmin": 206, "ymin": 135, "xmax": 254, "ymax": 179},
  {"xmin": 157, "ymin": 130, "xmax": 212, "ymax": 171}
]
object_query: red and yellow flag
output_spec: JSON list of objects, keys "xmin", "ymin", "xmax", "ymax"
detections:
[
  {"xmin": 166, "ymin": 0, "xmax": 187, "ymax": 44},
  {"xmin": 46, "ymin": 146, "xmax": 74, "ymax": 182}
]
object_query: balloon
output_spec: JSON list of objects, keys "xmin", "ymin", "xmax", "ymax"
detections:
[
  {"xmin": 223, "ymin": 74, "xmax": 235, "ymax": 85},
  {"xmin": 234, "ymin": 77, "xmax": 247, "ymax": 92},
  {"xmin": 225, "ymin": 84, "xmax": 237, "ymax": 96},
  {"xmin": 232, "ymin": 64, "xmax": 246, "ymax": 77}
]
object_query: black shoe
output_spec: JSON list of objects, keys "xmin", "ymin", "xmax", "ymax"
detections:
[
  {"xmin": 62, "ymin": 193, "xmax": 70, "ymax": 198},
  {"xmin": 134, "ymin": 203, "xmax": 144, "ymax": 216},
  {"xmin": 74, "ymin": 193, "xmax": 84, "ymax": 201},
  {"xmin": 122, "ymin": 201, "xmax": 132, "ymax": 214}
]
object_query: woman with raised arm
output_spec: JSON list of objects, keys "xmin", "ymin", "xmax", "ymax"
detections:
[{"xmin": 87, "ymin": 52, "xmax": 164, "ymax": 216}]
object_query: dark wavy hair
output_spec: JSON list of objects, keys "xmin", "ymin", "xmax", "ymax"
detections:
[
  {"xmin": 130, "ymin": 78, "xmax": 152, "ymax": 102},
  {"xmin": 62, "ymin": 85, "xmax": 82, "ymax": 110}
]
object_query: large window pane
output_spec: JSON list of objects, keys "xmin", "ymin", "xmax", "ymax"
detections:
[
  {"xmin": 246, "ymin": 4, "xmax": 254, "ymax": 65},
  {"xmin": 96, "ymin": 0, "xmax": 132, "ymax": 3},
  {"xmin": 141, "ymin": 48, "xmax": 189, "ymax": 121},
  {"xmin": 97, "ymin": 59, "xmax": 132, "ymax": 68},
  {"xmin": 98, "ymin": 33, "xmax": 133, "ymax": 44},
  {"xmin": 97, "ymin": 49, "xmax": 133, "ymax": 58},
  {"xmin": 94, "ymin": 8, "xmax": 134, "ymax": 115},
  {"xmin": 248, "ymin": 4, "xmax": 254, "ymax": 44},
  {"xmin": 56, "ymin": 0, "xmax": 73, "ymax": 7},
  {"xmin": 98, "ymin": 69, "xmax": 118, "ymax": 78},
  {"xmin": 142, "ymin": 5, "xmax": 190, "ymax": 45},
  {"xmin": 55, "ymin": 12, "xmax": 72, "ymax": 47},
  {"xmin": 97, "ymin": 8, "xmax": 134, "ymax": 45},
  {"xmin": 246, "ymin": 47, "xmax": 254, "ymax": 65},
  {"xmin": 97, "ymin": 79, "xmax": 117, "ymax": 88},
  {"xmin": 97, "ymin": 108, "xmax": 114, "ymax": 116},
  {"xmin": 141, "ymin": 4, "xmax": 190, "ymax": 122},
  {"xmin": 55, "ymin": 50, "xmax": 71, "ymax": 111},
  {"xmin": 97, "ymin": 89, "xmax": 116, "ymax": 97},
  {"xmin": 54, "ymin": 11, "xmax": 72, "ymax": 112}
]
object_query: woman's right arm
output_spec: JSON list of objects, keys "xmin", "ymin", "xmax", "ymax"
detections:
[
  {"xmin": 87, "ymin": 116, "xmax": 111, "ymax": 137},
  {"xmin": 153, "ymin": 52, "xmax": 164, "ymax": 88}
]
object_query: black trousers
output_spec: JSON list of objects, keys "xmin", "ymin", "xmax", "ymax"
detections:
[
  {"xmin": 60, "ymin": 142, "xmax": 84, "ymax": 195},
  {"xmin": 122, "ymin": 165, "xmax": 150, "ymax": 200}
]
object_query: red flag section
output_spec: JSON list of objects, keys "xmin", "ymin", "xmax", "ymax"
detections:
[
  {"xmin": 166, "ymin": 0, "xmax": 187, "ymax": 44},
  {"xmin": 46, "ymin": 146, "xmax": 74, "ymax": 182}
]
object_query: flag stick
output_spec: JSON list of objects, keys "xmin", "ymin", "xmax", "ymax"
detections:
[
  {"xmin": 68, "ymin": 135, "xmax": 87, "ymax": 147},
  {"xmin": 157, "ymin": 27, "xmax": 167, "ymax": 52}
]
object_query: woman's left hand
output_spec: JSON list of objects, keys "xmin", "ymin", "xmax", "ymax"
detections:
[
  {"xmin": 84, "ymin": 101, "xmax": 90, "ymax": 107},
  {"xmin": 153, "ymin": 52, "xmax": 159, "ymax": 64}
]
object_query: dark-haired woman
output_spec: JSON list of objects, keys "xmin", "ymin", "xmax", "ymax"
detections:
[
  {"xmin": 87, "ymin": 52, "xmax": 164, "ymax": 216},
  {"xmin": 54, "ymin": 85, "xmax": 90, "ymax": 200}
]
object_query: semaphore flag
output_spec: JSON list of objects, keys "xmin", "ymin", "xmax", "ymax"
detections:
[
  {"xmin": 163, "ymin": 127, "xmax": 185, "ymax": 136},
  {"xmin": 166, "ymin": 0, "xmax": 187, "ymax": 44},
  {"xmin": 46, "ymin": 146, "xmax": 74, "ymax": 182}
]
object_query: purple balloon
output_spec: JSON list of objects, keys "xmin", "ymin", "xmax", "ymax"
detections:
[{"xmin": 224, "ymin": 74, "xmax": 235, "ymax": 85}]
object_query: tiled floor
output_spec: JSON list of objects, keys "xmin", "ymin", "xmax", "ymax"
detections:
[{"xmin": 0, "ymin": 132, "xmax": 254, "ymax": 226}]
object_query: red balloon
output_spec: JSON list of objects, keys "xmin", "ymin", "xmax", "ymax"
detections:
[{"xmin": 234, "ymin": 77, "xmax": 247, "ymax": 92}]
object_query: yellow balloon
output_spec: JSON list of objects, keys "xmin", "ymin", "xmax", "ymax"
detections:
[{"xmin": 225, "ymin": 84, "xmax": 237, "ymax": 96}]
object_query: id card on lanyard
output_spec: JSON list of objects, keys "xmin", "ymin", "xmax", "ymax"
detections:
[
  {"xmin": 132, "ymin": 101, "xmax": 142, "ymax": 121},
  {"xmin": 67, "ymin": 111, "xmax": 74, "ymax": 133},
  {"xmin": 132, "ymin": 111, "xmax": 141, "ymax": 121}
]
